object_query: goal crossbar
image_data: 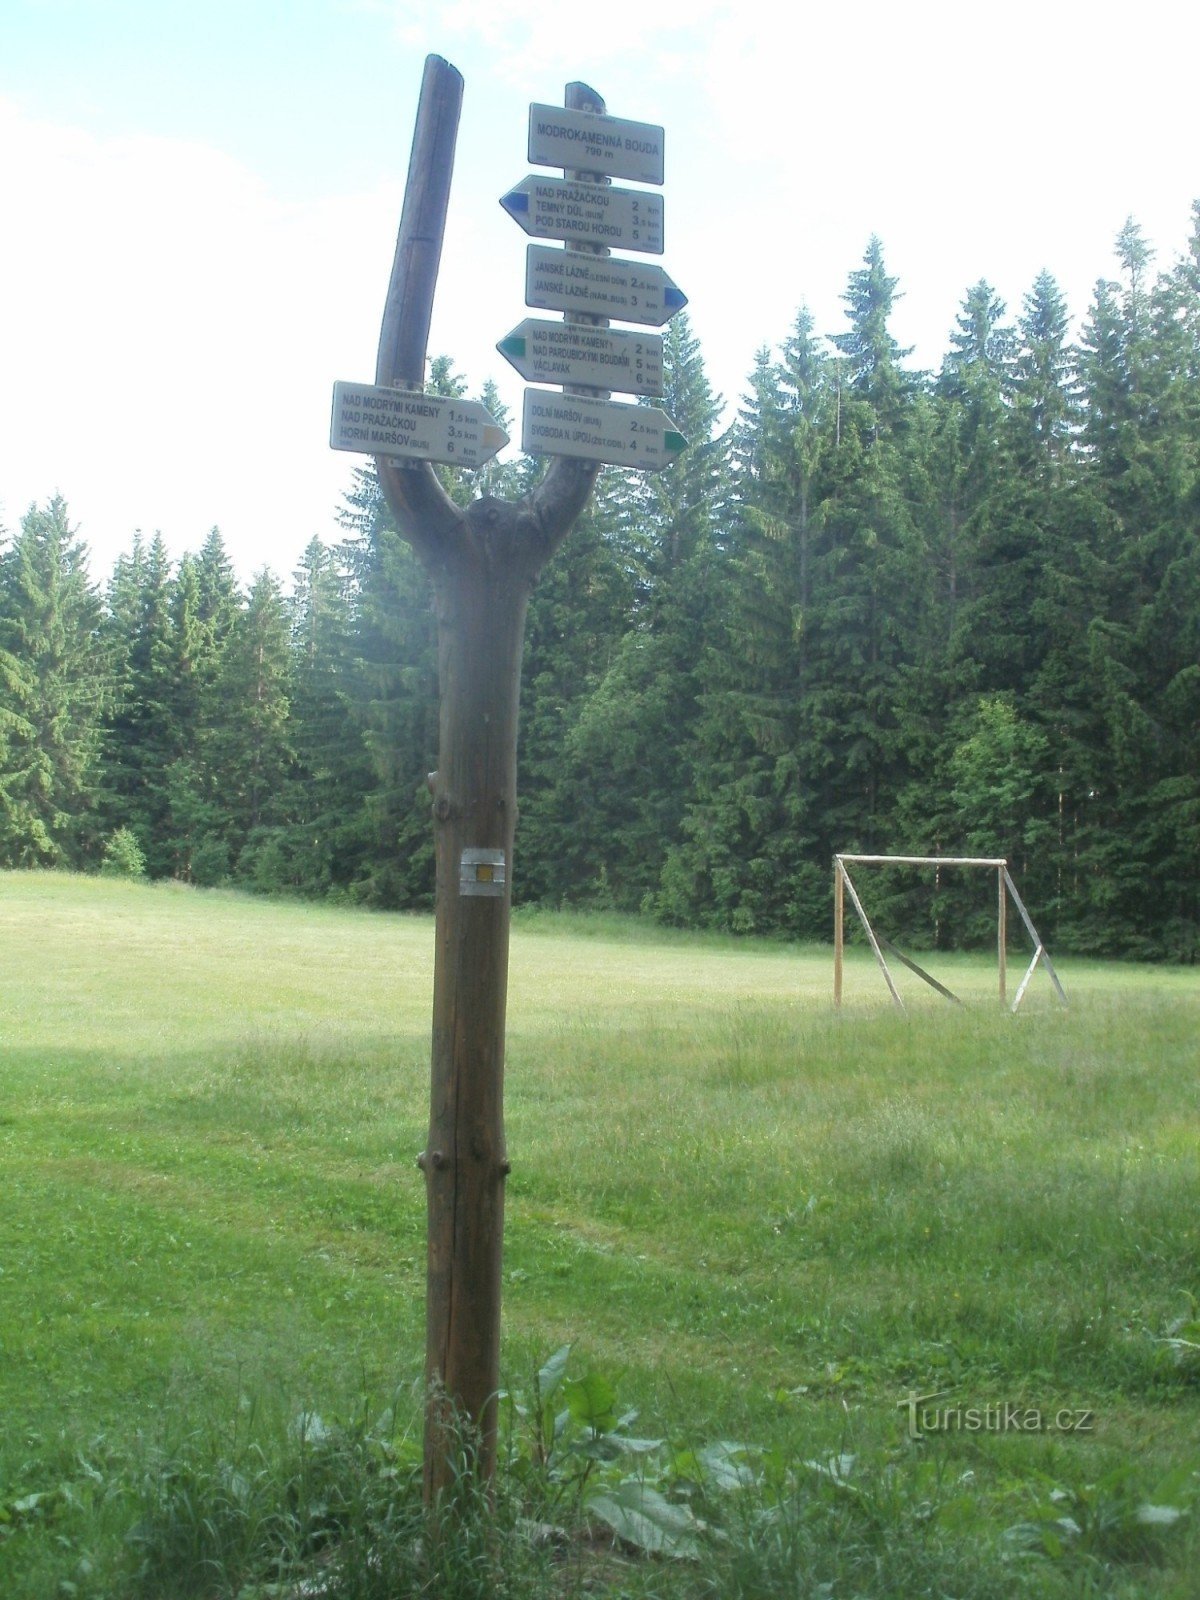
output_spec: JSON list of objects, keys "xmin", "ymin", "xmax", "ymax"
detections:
[{"xmin": 833, "ymin": 854, "xmax": 1067, "ymax": 1013}]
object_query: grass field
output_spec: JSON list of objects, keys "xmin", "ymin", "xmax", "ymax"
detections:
[{"xmin": 2, "ymin": 870, "xmax": 1198, "ymax": 1597}]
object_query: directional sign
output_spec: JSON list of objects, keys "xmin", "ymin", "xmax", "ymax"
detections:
[
  {"xmin": 525, "ymin": 244, "xmax": 687, "ymax": 328},
  {"xmin": 500, "ymin": 177, "xmax": 663, "ymax": 254},
  {"xmin": 522, "ymin": 390, "xmax": 686, "ymax": 471},
  {"xmin": 498, "ymin": 319, "xmax": 664, "ymax": 396},
  {"xmin": 330, "ymin": 383, "xmax": 508, "ymax": 468},
  {"xmin": 528, "ymin": 104, "xmax": 664, "ymax": 185}
]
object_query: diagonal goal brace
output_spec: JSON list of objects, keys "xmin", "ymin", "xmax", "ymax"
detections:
[{"xmin": 833, "ymin": 854, "xmax": 1067, "ymax": 1013}]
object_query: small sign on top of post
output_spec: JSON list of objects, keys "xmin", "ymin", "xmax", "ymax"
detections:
[{"xmin": 528, "ymin": 103, "xmax": 664, "ymax": 184}]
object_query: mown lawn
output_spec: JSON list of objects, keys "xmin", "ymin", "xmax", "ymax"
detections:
[{"xmin": 1, "ymin": 871, "xmax": 1198, "ymax": 1597}]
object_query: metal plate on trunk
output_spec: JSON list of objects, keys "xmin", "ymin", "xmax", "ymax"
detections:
[{"xmin": 460, "ymin": 848, "xmax": 507, "ymax": 897}]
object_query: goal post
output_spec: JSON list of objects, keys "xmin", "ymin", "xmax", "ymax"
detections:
[{"xmin": 832, "ymin": 854, "xmax": 1067, "ymax": 1013}]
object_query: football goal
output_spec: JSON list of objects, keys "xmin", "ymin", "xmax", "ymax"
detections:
[{"xmin": 833, "ymin": 854, "xmax": 1067, "ymax": 1012}]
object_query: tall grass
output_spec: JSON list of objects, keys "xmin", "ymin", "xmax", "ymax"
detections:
[{"xmin": 1, "ymin": 872, "xmax": 1197, "ymax": 1596}]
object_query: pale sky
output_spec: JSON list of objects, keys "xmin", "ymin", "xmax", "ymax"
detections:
[{"xmin": 2, "ymin": 0, "xmax": 1196, "ymax": 584}]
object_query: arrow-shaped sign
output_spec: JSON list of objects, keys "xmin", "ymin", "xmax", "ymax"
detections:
[
  {"xmin": 528, "ymin": 104, "xmax": 664, "ymax": 185},
  {"xmin": 330, "ymin": 382, "xmax": 508, "ymax": 468},
  {"xmin": 522, "ymin": 390, "xmax": 686, "ymax": 471},
  {"xmin": 500, "ymin": 176, "xmax": 664, "ymax": 254},
  {"xmin": 525, "ymin": 244, "xmax": 687, "ymax": 328},
  {"xmin": 497, "ymin": 319, "xmax": 664, "ymax": 397}
]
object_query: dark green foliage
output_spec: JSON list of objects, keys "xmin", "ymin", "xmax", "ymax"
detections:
[
  {"xmin": 208, "ymin": 568, "xmax": 296, "ymax": 880},
  {"xmin": 100, "ymin": 533, "xmax": 181, "ymax": 874},
  {"xmin": 1012, "ymin": 269, "xmax": 1078, "ymax": 476},
  {"xmin": 831, "ymin": 234, "xmax": 917, "ymax": 436},
  {"xmin": 657, "ymin": 220, "xmax": 1200, "ymax": 955},
  {"xmin": 0, "ymin": 497, "xmax": 105, "ymax": 866},
  {"xmin": 7, "ymin": 211, "xmax": 1200, "ymax": 955},
  {"xmin": 517, "ymin": 481, "xmax": 643, "ymax": 905},
  {"xmin": 123, "ymin": 1405, "xmax": 556, "ymax": 1600},
  {"xmin": 334, "ymin": 463, "xmax": 438, "ymax": 909},
  {"xmin": 273, "ymin": 536, "xmax": 375, "ymax": 897},
  {"xmin": 527, "ymin": 312, "xmax": 727, "ymax": 912}
]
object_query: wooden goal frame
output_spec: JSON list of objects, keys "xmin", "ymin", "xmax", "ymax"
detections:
[{"xmin": 833, "ymin": 854, "xmax": 1067, "ymax": 1012}]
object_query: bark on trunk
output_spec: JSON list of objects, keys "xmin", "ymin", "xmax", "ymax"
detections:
[{"xmin": 421, "ymin": 535, "xmax": 531, "ymax": 1493}]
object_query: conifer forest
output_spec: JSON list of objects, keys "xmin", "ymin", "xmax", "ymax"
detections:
[{"xmin": 3, "ymin": 215, "xmax": 1198, "ymax": 960}]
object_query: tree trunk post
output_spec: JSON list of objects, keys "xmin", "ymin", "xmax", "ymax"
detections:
[
  {"xmin": 366, "ymin": 57, "xmax": 601, "ymax": 1501},
  {"xmin": 420, "ymin": 533, "xmax": 531, "ymax": 1496}
]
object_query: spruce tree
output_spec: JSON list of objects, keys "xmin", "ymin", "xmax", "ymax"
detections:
[
  {"xmin": 0, "ymin": 497, "xmax": 105, "ymax": 866},
  {"xmin": 283, "ymin": 536, "xmax": 375, "ymax": 895},
  {"xmin": 101, "ymin": 532, "xmax": 179, "ymax": 873},
  {"xmin": 546, "ymin": 313, "xmax": 725, "ymax": 910},
  {"xmin": 337, "ymin": 463, "xmax": 439, "ymax": 908},
  {"xmin": 0, "ymin": 635, "xmax": 51, "ymax": 864},
  {"xmin": 516, "ymin": 471, "xmax": 641, "ymax": 905},
  {"xmin": 158, "ymin": 530, "xmax": 243, "ymax": 883},
  {"xmin": 206, "ymin": 569, "xmax": 295, "ymax": 886},
  {"xmin": 830, "ymin": 235, "xmax": 916, "ymax": 438},
  {"xmin": 194, "ymin": 528, "xmax": 241, "ymax": 662},
  {"xmin": 816, "ymin": 247, "xmax": 924, "ymax": 857},
  {"xmin": 661, "ymin": 311, "xmax": 833, "ymax": 933},
  {"xmin": 1012, "ymin": 270, "xmax": 1078, "ymax": 477},
  {"xmin": 939, "ymin": 280, "xmax": 1015, "ymax": 401}
]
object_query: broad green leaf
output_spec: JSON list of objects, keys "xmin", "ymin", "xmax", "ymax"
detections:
[
  {"xmin": 588, "ymin": 1480, "xmax": 704, "ymax": 1557},
  {"xmin": 564, "ymin": 1372, "xmax": 618, "ymax": 1434},
  {"xmin": 696, "ymin": 1442, "xmax": 761, "ymax": 1491},
  {"xmin": 576, "ymin": 1434, "xmax": 627, "ymax": 1463},
  {"xmin": 613, "ymin": 1434, "xmax": 665, "ymax": 1455},
  {"xmin": 537, "ymin": 1344, "xmax": 572, "ymax": 1401}
]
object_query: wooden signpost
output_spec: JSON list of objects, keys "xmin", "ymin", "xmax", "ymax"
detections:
[
  {"xmin": 506, "ymin": 88, "xmax": 687, "ymax": 468},
  {"xmin": 330, "ymin": 56, "xmax": 687, "ymax": 1503}
]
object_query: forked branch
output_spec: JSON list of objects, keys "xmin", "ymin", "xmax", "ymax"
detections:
[{"xmin": 373, "ymin": 55, "xmax": 600, "ymax": 577}]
